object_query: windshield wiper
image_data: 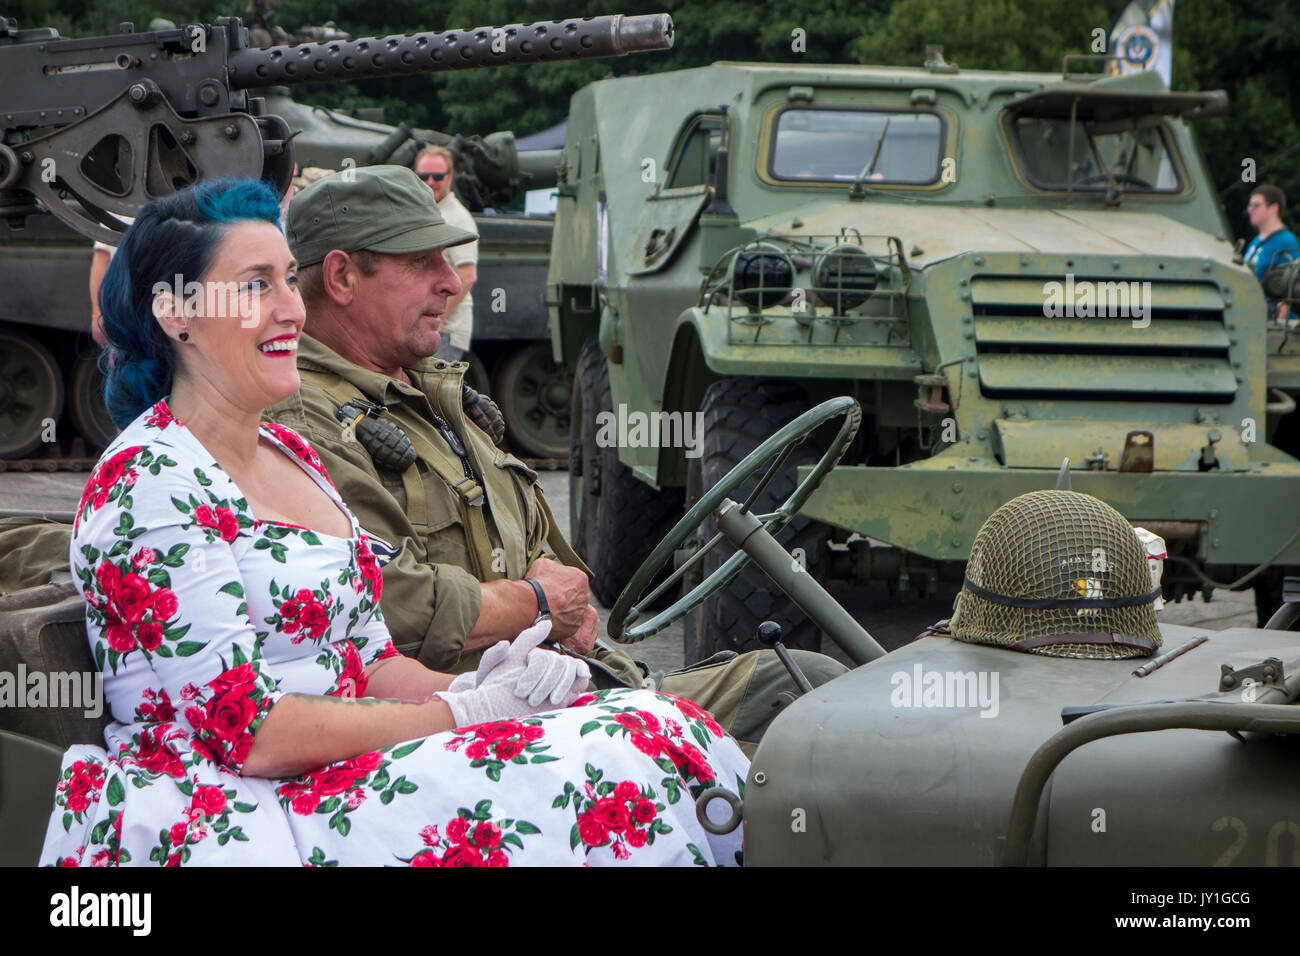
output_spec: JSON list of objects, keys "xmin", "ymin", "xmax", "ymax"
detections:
[{"xmin": 848, "ymin": 117, "xmax": 891, "ymax": 201}]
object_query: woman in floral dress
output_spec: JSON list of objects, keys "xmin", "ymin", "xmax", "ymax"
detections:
[{"xmin": 40, "ymin": 178, "xmax": 747, "ymax": 867}]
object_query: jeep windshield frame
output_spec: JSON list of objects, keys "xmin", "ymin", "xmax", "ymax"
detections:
[
  {"xmin": 1004, "ymin": 104, "xmax": 1188, "ymax": 196},
  {"xmin": 766, "ymin": 105, "xmax": 946, "ymax": 187}
]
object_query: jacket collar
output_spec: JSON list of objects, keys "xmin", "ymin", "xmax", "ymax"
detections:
[{"xmin": 296, "ymin": 333, "xmax": 465, "ymax": 411}]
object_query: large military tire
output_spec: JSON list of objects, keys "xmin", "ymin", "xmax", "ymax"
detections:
[
  {"xmin": 0, "ymin": 331, "xmax": 63, "ymax": 459},
  {"xmin": 69, "ymin": 353, "xmax": 118, "ymax": 451},
  {"xmin": 682, "ymin": 378, "xmax": 831, "ymax": 664},
  {"xmin": 494, "ymin": 342, "xmax": 573, "ymax": 459},
  {"xmin": 569, "ymin": 336, "xmax": 684, "ymax": 608}
]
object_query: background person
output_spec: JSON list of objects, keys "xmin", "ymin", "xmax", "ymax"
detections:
[
  {"xmin": 415, "ymin": 145, "xmax": 478, "ymax": 362},
  {"xmin": 1244, "ymin": 184, "xmax": 1299, "ymax": 322},
  {"xmin": 87, "ymin": 217, "xmax": 134, "ymax": 348}
]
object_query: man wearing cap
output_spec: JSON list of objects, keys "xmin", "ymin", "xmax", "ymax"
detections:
[{"xmin": 264, "ymin": 165, "xmax": 847, "ymax": 752}]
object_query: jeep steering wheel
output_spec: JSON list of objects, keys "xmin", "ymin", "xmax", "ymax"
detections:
[{"xmin": 607, "ymin": 396, "xmax": 861, "ymax": 644}]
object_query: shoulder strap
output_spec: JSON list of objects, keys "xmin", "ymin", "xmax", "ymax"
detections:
[
  {"xmin": 535, "ymin": 492, "xmax": 591, "ymax": 577},
  {"xmin": 312, "ymin": 374, "xmax": 437, "ymax": 538}
]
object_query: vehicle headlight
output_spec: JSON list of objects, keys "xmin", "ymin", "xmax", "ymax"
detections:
[
  {"xmin": 815, "ymin": 244, "xmax": 880, "ymax": 314},
  {"xmin": 732, "ymin": 243, "xmax": 794, "ymax": 310}
]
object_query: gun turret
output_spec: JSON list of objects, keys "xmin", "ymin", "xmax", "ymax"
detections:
[{"xmin": 0, "ymin": 14, "xmax": 672, "ymax": 243}]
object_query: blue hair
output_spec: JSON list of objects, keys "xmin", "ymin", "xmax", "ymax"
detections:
[{"xmin": 99, "ymin": 178, "xmax": 285, "ymax": 428}]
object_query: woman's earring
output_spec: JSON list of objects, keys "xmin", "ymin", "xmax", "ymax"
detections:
[{"xmin": 179, "ymin": 332, "xmax": 189, "ymax": 341}]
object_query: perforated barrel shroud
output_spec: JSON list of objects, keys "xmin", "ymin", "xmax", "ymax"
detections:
[{"xmin": 949, "ymin": 490, "xmax": 1162, "ymax": 659}]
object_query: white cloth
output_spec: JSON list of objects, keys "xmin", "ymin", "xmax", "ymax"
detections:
[{"xmin": 436, "ymin": 192, "xmax": 479, "ymax": 351}]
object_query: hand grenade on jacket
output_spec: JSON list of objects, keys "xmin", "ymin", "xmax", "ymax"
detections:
[{"xmin": 334, "ymin": 399, "xmax": 418, "ymax": 473}]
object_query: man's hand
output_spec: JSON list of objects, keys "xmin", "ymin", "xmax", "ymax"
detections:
[
  {"xmin": 561, "ymin": 605, "xmax": 599, "ymax": 657},
  {"xmin": 527, "ymin": 556, "xmax": 599, "ymax": 655}
]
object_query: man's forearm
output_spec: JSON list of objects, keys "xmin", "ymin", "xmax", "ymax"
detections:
[{"xmin": 465, "ymin": 578, "xmax": 539, "ymax": 652}]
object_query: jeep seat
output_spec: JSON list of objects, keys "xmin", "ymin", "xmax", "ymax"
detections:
[{"xmin": 0, "ymin": 579, "xmax": 110, "ymax": 866}]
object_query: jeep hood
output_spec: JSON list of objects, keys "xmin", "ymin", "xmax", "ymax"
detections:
[{"xmin": 748, "ymin": 203, "xmax": 1239, "ymax": 270}]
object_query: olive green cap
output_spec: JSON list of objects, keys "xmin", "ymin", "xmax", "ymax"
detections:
[{"xmin": 286, "ymin": 164, "xmax": 476, "ymax": 268}]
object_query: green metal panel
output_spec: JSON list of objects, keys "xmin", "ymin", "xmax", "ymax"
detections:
[
  {"xmin": 977, "ymin": 353, "xmax": 1238, "ymax": 396},
  {"xmin": 971, "ymin": 276, "xmax": 1225, "ymax": 310},
  {"xmin": 993, "ymin": 419, "xmax": 1250, "ymax": 471},
  {"xmin": 745, "ymin": 624, "xmax": 1300, "ymax": 866},
  {"xmin": 973, "ymin": 316, "xmax": 1230, "ymax": 349},
  {"xmin": 798, "ymin": 456, "xmax": 1300, "ymax": 564},
  {"xmin": 688, "ymin": 308, "xmax": 923, "ymax": 379}
]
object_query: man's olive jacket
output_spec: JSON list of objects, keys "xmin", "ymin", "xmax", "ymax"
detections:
[{"xmin": 263, "ymin": 335, "xmax": 641, "ymax": 685}]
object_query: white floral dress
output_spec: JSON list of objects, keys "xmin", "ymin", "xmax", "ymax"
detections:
[{"xmin": 40, "ymin": 400, "xmax": 748, "ymax": 867}]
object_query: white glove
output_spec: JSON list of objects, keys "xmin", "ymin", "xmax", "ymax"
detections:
[
  {"xmin": 435, "ymin": 620, "xmax": 591, "ymax": 726},
  {"xmin": 515, "ymin": 634, "xmax": 591, "ymax": 708},
  {"xmin": 444, "ymin": 636, "xmax": 513, "ymax": 693}
]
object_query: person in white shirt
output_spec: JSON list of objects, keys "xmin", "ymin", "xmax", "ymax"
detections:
[
  {"xmin": 414, "ymin": 146, "xmax": 479, "ymax": 362},
  {"xmin": 88, "ymin": 218, "xmax": 134, "ymax": 348}
]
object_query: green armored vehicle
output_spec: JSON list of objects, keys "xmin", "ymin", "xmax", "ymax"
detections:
[{"xmin": 549, "ymin": 52, "xmax": 1300, "ymax": 660}]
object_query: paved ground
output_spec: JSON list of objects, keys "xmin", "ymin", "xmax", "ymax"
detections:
[{"xmin": 0, "ymin": 469, "xmax": 1258, "ymax": 671}]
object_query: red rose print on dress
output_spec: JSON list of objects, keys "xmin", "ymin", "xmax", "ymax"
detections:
[
  {"xmin": 135, "ymin": 687, "xmax": 177, "ymax": 724},
  {"xmin": 268, "ymin": 582, "xmax": 337, "ymax": 643},
  {"xmin": 194, "ymin": 503, "xmax": 241, "ymax": 543},
  {"xmin": 354, "ymin": 534, "xmax": 384, "ymax": 601},
  {"xmin": 576, "ymin": 694, "xmax": 724, "ymax": 801},
  {"xmin": 397, "ymin": 801, "xmax": 538, "ymax": 866},
  {"xmin": 78, "ymin": 445, "xmax": 143, "ymax": 518},
  {"xmin": 262, "ymin": 423, "xmax": 330, "ymax": 482},
  {"xmin": 145, "ymin": 401, "xmax": 177, "ymax": 429},
  {"xmin": 327, "ymin": 641, "xmax": 370, "ymax": 698},
  {"xmin": 85, "ymin": 558, "xmax": 185, "ymax": 663},
  {"xmin": 659, "ymin": 692, "xmax": 725, "ymax": 736},
  {"xmin": 555, "ymin": 767, "xmax": 671, "ymax": 860},
  {"xmin": 443, "ymin": 716, "xmax": 555, "ymax": 781},
  {"xmin": 147, "ymin": 780, "xmax": 253, "ymax": 865},
  {"xmin": 277, "ymin": 741, "xmax": 422, "ymax": 835},
  {"xmin": 55, "ymin": 760, "xmax": 106, "ymax": 822},
  {"xmin": 123, "ymin": 725, "xmax": 187, "ymax": 779},
  {"xmin": 188, "ymin": 651, "xmax": 274, "ymax": 771}
]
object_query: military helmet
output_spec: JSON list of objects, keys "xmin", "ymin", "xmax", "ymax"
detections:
[{"xmin": 950, "ymin": 490, "xmax": 1162, "ymax": 659}]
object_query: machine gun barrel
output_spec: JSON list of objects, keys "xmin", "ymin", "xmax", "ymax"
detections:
[
  {"xmin": 0, "ymin": 13, "xmax": 671, "ymax": 242},
  {"xmin": 228, "ymin": 14, "xmax": 673, "ymax": 89}
]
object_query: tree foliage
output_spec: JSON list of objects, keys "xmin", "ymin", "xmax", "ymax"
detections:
[{"xmin": 17, "ymin": 0, "xmax": 1299, "ymax": 239}]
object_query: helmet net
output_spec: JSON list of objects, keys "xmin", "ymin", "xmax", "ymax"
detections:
[{"xmin": 950, "ymin": 490, "xmax": 1161, "ymax": 659}]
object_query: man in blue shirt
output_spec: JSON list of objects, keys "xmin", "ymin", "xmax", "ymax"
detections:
[{"xmin": 1244, "ymin": 185, "xmax": 1299, "ymax": 322}]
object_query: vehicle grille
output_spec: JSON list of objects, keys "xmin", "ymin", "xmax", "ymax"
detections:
[{"xmin": 969, "ymin": 276, "xmax": 1234, "ymax": 403}]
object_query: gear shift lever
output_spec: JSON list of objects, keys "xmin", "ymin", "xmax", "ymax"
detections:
[{"xmin": 757, "ymin": 620, "xmax": 814, "ymax": 695}]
